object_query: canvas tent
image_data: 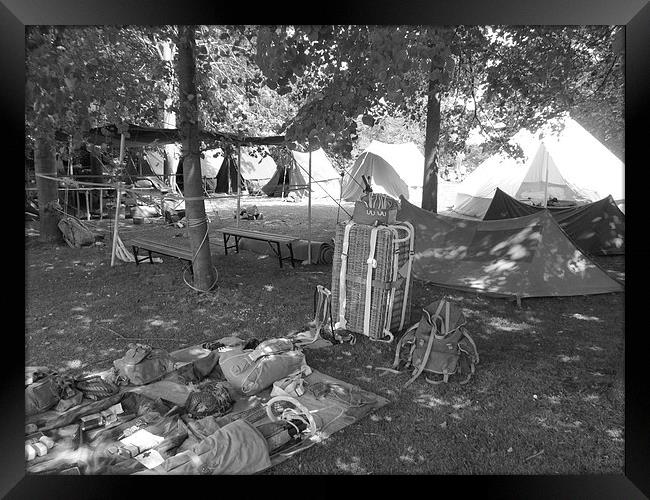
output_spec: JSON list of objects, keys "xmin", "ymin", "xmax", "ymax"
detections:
[
  {"xmin": 262, "ymin": 148, "xmax": 340, "ymax": 200},
  {"xmin": 397, "ymin": 196, "xmax": 623, "ymax": 299},
  {"xmin": 452, "ymin": 153, "xmax": 526, "ymax": 218},
  {"xmin": 452, "ymin": 117, "xmax": 625, "ymax": 218},
  {"xmin": 142, "ymin": 148, "xmax": 172, "ymax": 178},
  {"xmin": 341, "ymin": 141, "xmax": 425, "ymax": 205},
  {"xmin": 483, "ymin": 188, "xmax": 625, "ymax": 256},
  {"xmin": 238, "ymin": 149, "xmax": 279, "ymax": 194}
]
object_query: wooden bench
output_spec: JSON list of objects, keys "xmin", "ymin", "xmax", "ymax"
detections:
[
  {"xmin": 217, "ymin": 227, "xmax": 298, "ymax": 268},
  {"xmin": 129, "ymin": 236, "xmax": 215, "ymax": 275}
]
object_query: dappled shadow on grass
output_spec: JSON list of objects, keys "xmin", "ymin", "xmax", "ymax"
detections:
[{"xmin": 25, "ymin": 203, "xmax": 624, "ymax": 475}]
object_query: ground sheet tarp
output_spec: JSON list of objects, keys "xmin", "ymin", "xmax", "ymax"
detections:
[
  {"xmin": 397, "ymin": 196, "xmax": 623, "ymax": 299},
  {"xmin": 483, "ymin": 188, "xmax": 625, "ymax": 256},
  {"xmin": 25, "ymin": 340, "xmax": 387, "ymax": 475}
]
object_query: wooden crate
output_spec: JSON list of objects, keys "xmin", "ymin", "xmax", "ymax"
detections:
[{"xmin": 331, "ymin": 221, "xmax": 414, "ymax": 342}]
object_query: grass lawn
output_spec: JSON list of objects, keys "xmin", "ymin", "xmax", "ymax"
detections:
[{"xmin": 24, "ymin": 194, "xmax": 624, "ymax": 474}]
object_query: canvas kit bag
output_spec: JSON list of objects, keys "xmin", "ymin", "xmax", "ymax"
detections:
[
  {"xmin": 25, "ymin": 372, "xmax": 61, "ymax": 416},
  {"xmin": 113, "ymin": 344, "xmax": 176, "ymax": 386},
  {"xmin": 331, "ymin": 220, "xmax": 415, "ymax": 343},
  {"xmin": 218, "ymin": 338, "xmax": 309, "ymax": 396},
  {"xmin": 392, "ymin": 298, "xmax": 479, "ymax": 386},
  {"xmin": 58, "ymin": 216, "xmax": 96, "ymax": 248}
]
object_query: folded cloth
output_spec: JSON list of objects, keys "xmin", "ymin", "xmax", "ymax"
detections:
[{"xmin": 135, "ymin": 419, "xmax": 271, "ymax": 475}]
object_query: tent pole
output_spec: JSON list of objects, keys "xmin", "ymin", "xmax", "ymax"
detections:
[
  {"xmin": 118, "ymin": 133, "xmax": 126, "ymax": 166},
  {"xmin": 308, "ymin": 150, "xmax": 312, "ymax": 265},
  {"xmin": 228, "ymin": 150, "xmax": 232, "ymax": 195},
  {"xmin": 543, "ymin": 149, "xmax": 549, "ymax": 208},
  {"xmin": 236, "ymin": 145, "xmax": 241, "ymax": 228},
  {"xmin": 68, "ymin": 136, "xmax": 73, "ymax": 176},
  {"xmin": 110, "ymin": 183, "xmax": 122, "ymax": 267}
]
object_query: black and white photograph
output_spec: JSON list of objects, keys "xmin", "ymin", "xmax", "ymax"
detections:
[{"xmin": 8, "ymin": 0, "xmax": 648, "ymax": 494}]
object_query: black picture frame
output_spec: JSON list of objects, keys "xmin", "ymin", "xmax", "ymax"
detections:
[{"xmin": 8, "ymin": 0, "xmax": 648, "ymax": 497}]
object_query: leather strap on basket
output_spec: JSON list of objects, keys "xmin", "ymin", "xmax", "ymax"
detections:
[
  {"xmin": 335, "ymin": 221, "xmax": 355, "ymax": 331},
  {"xmin": 363, "ymin": 226, "xmax": 379, "ymax": 338},
  {"xmin": 379, "ymin": 226, "xmax": 400, "ymax": 341}
]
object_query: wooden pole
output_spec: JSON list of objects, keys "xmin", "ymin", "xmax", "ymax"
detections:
[
  {"xmin": 68, "ymin": 137, "xmax": 73, "ymax": 176},
  {"xmin": 308, "ymin": 150, "xmax": 312, "ymax": 265},
  {"xmin": 119, "ymin": 133, "xmax": 126, "ymax": 166},
  {"xmin": 85, "ymin": 189, "xmax": 91, "ymax": 220},
  {"xmin": 228, "ymin": 150, "xmax": 232, "ymax": 196},
  {"xmin": 236, "ymin": 145, "xmax": 241, "ymax": 228},
  {"xmin": 111, "ymin": 184, "xmax": 122, "ymax": 267},
  {"xmin": 99, "ymin": 188, "xmax": 103, "ymax": 220}
]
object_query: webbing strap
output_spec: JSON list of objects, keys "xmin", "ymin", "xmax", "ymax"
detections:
[
  {"xmin": 391, "ymin": 323, "xmax": 417, "ymax": 369},
  {"xmin": 460, "ymin": 329, "xmax": 480, "ymax": 364},
  {"xmin": 403, "ymin": 300, "xmax": 446, "ymax": 388},
  {"xmin": 335, "ymin": 222, "xmax": 355, "ymax": 331},
  {"xmin": 398, "ymin": 221, "xmax": 415, "ymax": 331},
  {"xmin": 381, "ymin": 226, "xmax": 400, "ymax": 338},
  {"xmin": 363, "ymin": 226, "xmax": 379, "ymax": 337}
]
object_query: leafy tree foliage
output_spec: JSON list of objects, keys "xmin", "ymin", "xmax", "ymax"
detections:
[
  {"xmin": 256, "ymin": 25, "xmax": 624, "ymax": 210},
  {"xmin": 25, "ymin": 26, "xmax": 174, "ymax": 149}
]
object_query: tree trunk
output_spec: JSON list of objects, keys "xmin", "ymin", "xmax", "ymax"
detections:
[
  {"xmin": 158, "ymin": 40, "xmax": 178, "ymax": 190},
  {"xmin": 421, "ymin": 78, "xmax": 442, "ymax": 212},
  {"xmin": 177, "ymin": 25, "xmax": 216, "ymax": 291},
  {"xmin": 34, "ymin": 136, "xmax": 62, "ymax": 243}
]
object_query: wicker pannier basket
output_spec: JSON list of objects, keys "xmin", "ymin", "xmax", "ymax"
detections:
[{"xmin": 331, "ymin": 221, "xmax": 415, "ymax": 342}]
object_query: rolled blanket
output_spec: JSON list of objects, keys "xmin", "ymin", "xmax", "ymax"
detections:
[{"xmin": 318, "ymin": 240, "xmax": 334, "ymax": 265}]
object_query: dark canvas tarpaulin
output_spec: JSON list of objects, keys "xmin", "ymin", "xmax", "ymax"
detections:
[
  {"xmin": 483, "ymin": 188, "xmax": 625, "ymax": 256},
  {"xmin": 79, "ymin": 124, "xmax": 285, "ymax": 147},
  {"xmin": 397, "ymin": 196, "xmax": 623, "ymax": 299}
]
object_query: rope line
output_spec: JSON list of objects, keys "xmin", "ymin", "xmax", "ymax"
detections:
[
  {"xmin": 290, "ymin": 161, "xmax": 352, "ymax": 218},
  {"xmin": 180, "ymin": 215, "xmax": 219, "ymax": 292}
]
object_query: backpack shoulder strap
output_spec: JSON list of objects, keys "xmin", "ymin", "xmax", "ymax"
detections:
[
  {"xmin": 403, "ymin": 301, "xmax": 447, "ymax": 388},
  {"xmin": 392, "ymin": 323, "xmax": 417, "ymax": 369},
  {"xmin": 459, "ymin": 329, "xmax": 480, "ymax": 364}
]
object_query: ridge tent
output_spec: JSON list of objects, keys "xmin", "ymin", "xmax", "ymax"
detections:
[
  {"xmin": 200, "ymin": 149, "xmax": 226, "ymax": 193},
  {"xmin": 143, "ymin": 149, "xmax": 166, "ymax": 177},
  {"xmin": 341, "ymin": 141, "xmax": 425, "ymax": 205},
  {"xmin": 397, "ymin": 196, "xmax": 623, "ymax": 299},
  {"xmin": 452, "ymin": 117, "xmax": 625, "ymax": 218},
  {"xmin": 518, "ymin": 118, "xmax": 624, "ymax": 207},
  {"xmin": 483, "ymin": 188, "xmax": 625, "ymax": 256},
  {"xmin": 262, "ymin": 148, "xmax": 340, "ymax": 200},
  {"xmin": 238, "ymin": 149, "xmax": 278, "ymax": 195},
  {"xmin": 452, "ymin": 153, "xmax": 527, "ymax": 219},
  {"xmin": 140, "ymin": 147, "xmax": 180, "ymax": 181},
  {"xmin": 177, "ymin": 148, "xmax": 277, "ymax": 195}
]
